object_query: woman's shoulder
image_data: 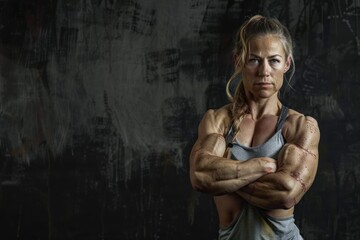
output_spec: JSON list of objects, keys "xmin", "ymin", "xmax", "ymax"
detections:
[
  {"xmin": 283, "ymin": 107, "xmax": 320, "ymax": 142},
  {"xmin": 200, "ymin": 104, "xmax": 233, "ymax": 136},
  {"xmin": 286, "ymin": 108, "xmax": 318, "ymax": 124}
]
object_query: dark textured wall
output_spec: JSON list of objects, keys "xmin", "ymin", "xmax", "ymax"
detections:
[{"xmin": 0, "ymin": 0, "xmax": 359, "ymax": 239}]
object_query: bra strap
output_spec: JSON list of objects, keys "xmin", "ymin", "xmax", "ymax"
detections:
[
  {"xmin": 276, "ymin": 106, "xmax": 289, "ymax": 131},
  {"xmin": 225, "ymin": 124, "xmax": 234, "ymax": 146}
]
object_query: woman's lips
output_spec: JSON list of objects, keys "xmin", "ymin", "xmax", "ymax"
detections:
[{"xmin": 254, "ymin": 82, "xmax": 273, "ymax": 86}]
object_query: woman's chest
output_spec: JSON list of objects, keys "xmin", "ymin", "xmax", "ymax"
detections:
[{"xmin": 236, "ymin": 115, "xmax": 279, "ymax": 147}]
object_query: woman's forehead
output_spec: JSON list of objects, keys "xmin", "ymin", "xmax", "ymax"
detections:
[{"xmin": 248, "ymin": 35, "xmax": 285, "ymax": 56}]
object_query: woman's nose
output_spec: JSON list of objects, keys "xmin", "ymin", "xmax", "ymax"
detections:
[{"xmin": 258, "ymin": 60, "xmax": 270, "ymax": 77}]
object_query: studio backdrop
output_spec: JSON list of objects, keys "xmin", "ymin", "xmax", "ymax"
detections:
[{"xmin": 0, "ymin": 0, "xmax": 359, "ymax": 239}]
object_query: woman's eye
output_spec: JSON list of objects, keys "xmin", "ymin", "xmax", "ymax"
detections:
[
  {"xmin": 248, "ymin": 58, "xmax": 259, "ymax": 64},
  {"xmin": 269, "ymin": 59, "xmax": 280, "ymax": 64}
]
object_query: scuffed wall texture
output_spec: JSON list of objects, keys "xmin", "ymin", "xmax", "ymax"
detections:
[{"xmin": 0, "ymin": 0, "xmax": 359, "ymax": 239}]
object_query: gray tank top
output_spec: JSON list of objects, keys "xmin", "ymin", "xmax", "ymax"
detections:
[
  {"xmin": 219, "ymin": 106, "xmax": 303, "ymax": 240},
  {"xmin": 225, "ymin": 106, "xmax": 288, "ymax": 160}
]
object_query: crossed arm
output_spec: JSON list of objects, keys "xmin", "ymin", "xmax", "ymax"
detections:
[
  {"xmin": 190, "ymin": 108, "xmax": 320, "ymax": 209},
  {"xmin": 189, "ymin": 108, "xmax": 277, "ymax": 195},
  {"xmin": 236, "ymin": 116, "xmax": 320, "ymax": 209}
]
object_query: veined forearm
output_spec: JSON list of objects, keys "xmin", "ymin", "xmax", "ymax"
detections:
[
  {"xmin": 191, "ymin": 155, "xmax": 275, "ymax": 195},
  {"xmin": 236, "ymin": 176, "xmax": 280, "ymax": 209},
  {"xmin": 236, "ymin": 170, "xmax": 305, "ymax": 209},
  {"xmin": 237, "ymin": 189, "xmax": 292, "ymax": 210}
]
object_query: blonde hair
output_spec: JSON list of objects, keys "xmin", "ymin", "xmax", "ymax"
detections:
[{"xmin": 226, "ymin": 15, "xmax": 295, "ymax": 137}]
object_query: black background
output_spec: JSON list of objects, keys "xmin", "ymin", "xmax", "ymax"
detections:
[{"xmin": 0, "ymin": 0, "xmax": 359, "ymax": 239}]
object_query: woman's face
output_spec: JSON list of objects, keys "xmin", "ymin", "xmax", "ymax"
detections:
[{"xmin": 241, "ymin": 35, "xmax": 291, "ymax": 101}]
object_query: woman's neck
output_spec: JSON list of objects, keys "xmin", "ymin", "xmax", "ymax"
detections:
[{"xmin": 246, "ymin": 97, "xmax": 282, "ymax": 121}]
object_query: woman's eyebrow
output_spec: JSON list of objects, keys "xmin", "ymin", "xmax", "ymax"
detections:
[
  {"xmin": 249, "ymin": 53, "xmax": 283, "ymax": 58},
  {"xmin": 268, "ymin": 54, "xmax": 283, "ymax": 58}
]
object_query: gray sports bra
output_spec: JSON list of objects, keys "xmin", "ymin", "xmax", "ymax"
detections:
[{"xmin": 225, "ymin": 106, "xmax": 289, "ymax": 161}]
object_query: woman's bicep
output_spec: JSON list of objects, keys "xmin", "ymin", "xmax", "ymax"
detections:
[
  {"xmin": 277, "ymin": 116, "xmax": 320, "ymax": 201},
  {"xmin": 192, "ymin": 109, "xmax": 228, "ymax": 157}
]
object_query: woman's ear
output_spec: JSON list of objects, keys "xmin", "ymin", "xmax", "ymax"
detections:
[{"xmin": 284, "ymin": 56, "xmax": 292, "ymax": 73}]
